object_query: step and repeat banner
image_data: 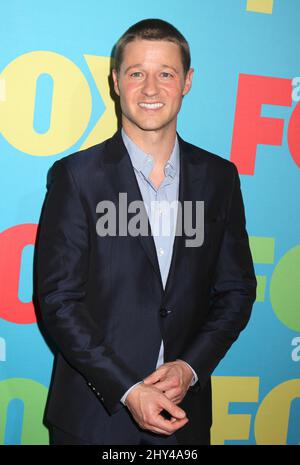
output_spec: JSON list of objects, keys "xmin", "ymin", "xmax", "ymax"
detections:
[{"xmin": 0, "ymin": 0, "xmax": 299, "ymax": 445}]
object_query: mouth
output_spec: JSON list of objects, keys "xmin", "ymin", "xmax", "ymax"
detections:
[{"xmin": 138, "ymin": 102, "xmax": 164, "ymax": 111}]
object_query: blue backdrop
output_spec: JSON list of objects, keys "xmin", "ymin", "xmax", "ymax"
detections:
[{"xmin": 0, "ymin": 0, "xmax": 299, "ymax": 444}]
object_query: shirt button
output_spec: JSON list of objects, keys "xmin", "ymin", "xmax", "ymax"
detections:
[
  {"xmin": 158, "ymin": 247, "xmax": 164, "ymax": 256},
  {"xmin": 160, "ymin": 307, "xmax": 172, "ymax": 317}
]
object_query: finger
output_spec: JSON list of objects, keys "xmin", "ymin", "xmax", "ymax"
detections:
[
  {"xmin": 143, "ymin": 371, "xmax": 163, "ymax": 384},
  {"xmin": 161, "ymin": 412, "xmax": 180, "ymax": 423},
  {"xmin": 150, "ymin": 427, "xmax": 173, "ymax": 435},
  {"xmin": 147, "ymin": 426, "xmax": 172, "ymax": 436},
  {"xmin": 153, "ymin": 414, "xmax": 188, "ymax": 434},
  {"xmin": 161, "ymin": 397, "xmax": 187, "ymax": 420},
  {"xmin": 139, "ymin": 422, "xmax": 171, "ymax": 436},
  {"xmin": 150, "ymin": 380, "xmax": 175, "ymax": 391},
  {"xmin": 164, "ymin": 391, "xmax": 183, "ymax": 404}
]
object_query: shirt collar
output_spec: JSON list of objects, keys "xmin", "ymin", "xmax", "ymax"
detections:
[{"xmin": 121, "ymin": 128, "xmax": 179, "ymax": 180}]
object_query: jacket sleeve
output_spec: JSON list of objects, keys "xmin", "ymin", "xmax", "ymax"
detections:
[
  {"xmin": 35, "ymin": 159, "xmax": 141, "ymax": 415},
  {"xmin": 179, "ymin": 163, "xmax": 257, "ymax": 389}
]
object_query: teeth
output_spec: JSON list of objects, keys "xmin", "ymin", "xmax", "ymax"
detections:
[{"xmin": 139, "ymin": 103, "xmax": 164, "ymax": 109}]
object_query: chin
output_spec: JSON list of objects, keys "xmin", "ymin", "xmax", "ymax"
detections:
[
  {"xmin": 138, "ymin": 125, "xmax": 165, "ymax": 132},
  {"xmin": 135, "ymin": 119, "xmax": 173, "ymax": 132}
]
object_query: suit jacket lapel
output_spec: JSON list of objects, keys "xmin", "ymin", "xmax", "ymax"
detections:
[
  {"xmin": 163, "ymin": 134, "xmax": 208, "ymax": 297},
  {"xmin": 103, "ymin": 129, "xmax": 208, "ymax": 296}
]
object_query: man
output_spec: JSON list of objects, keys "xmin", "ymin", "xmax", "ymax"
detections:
[{"xmin": 35, "ymin": 19, "xmax": 257, "ymax": 445}]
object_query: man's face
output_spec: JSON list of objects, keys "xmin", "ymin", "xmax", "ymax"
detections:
[{"xmin": 112, "ymin": 39, "xmax": 194, "ymax": 134}]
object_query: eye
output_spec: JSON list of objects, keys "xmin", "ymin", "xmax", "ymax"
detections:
[
  {"xmin": 160, "ymin": 72, "xmax": 173, "ymax": 78},
  {"xmin": 130, "ymin": 71, "xmax": 143, "ymax": 78}
]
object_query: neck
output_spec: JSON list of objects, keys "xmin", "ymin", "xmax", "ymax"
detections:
[{"xmin": 122, "ymin": 119, "xmax": 177, "ymax": 165}]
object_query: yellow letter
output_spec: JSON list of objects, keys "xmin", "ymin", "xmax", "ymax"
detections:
[
  {"xmin": 81, "ymin": 55, "xmax": 117, "ymax": 149},
  {"xmin": 255, "ymin": 378, "xmax": 300, "ymax": 444},
  {"xmin": 0, "ymin": 51, "xmax": 92, "ymax": 156},
  {"xmin": 212, "ymin": 376, "xmax": 259, "ymax": 444}
]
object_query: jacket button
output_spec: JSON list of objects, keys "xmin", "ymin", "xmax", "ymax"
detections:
[{"xmin": 160, "ymin": 307, "xmax": 172, "ymax": 317}]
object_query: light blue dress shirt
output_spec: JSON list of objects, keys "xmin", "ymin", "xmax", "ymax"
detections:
[{"xmin": 120, "ymin": 128, "xmax": 198, "ymax": 405}]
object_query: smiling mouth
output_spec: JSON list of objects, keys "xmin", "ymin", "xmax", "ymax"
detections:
[{"xmin": 138, "ymin": 102, "xmax": 164, "ymax": 110}]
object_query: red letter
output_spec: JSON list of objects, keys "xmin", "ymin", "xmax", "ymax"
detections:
[
  {"xmin": 230, "ymin": 74, "xmax": 292, "ymax": 175},
  {"xmin": 0, "ymin": 224, "xmax": 37, "ymax": 324},
  {"xmin": 288, "ymin": 102, "xmax": 300, "ymax": 168}
]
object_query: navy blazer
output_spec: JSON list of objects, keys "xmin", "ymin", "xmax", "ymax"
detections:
[{"xmin": 35, "ymin": 129, "xmax": 256, "ymax": 444}]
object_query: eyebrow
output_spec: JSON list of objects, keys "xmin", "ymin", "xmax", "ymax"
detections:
[
  {"xmin": 123, "ymin": 64, "xmax": 179, "ymax": 74},
  {"xmin": 124, "ymin": 64, "xmax": 143, "ymax": 74},
  {"xmin": 161, "ymin": 65, "xmax": 179, "ymax": 74}
]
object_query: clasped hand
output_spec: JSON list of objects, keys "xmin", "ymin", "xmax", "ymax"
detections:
[{"xmin": 125, "ymin": 360, "xmax": 193, "ymax": 436}]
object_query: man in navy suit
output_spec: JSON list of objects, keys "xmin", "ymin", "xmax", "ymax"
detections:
[{"xmin": 35, "ymin": 18, "xmax": 256, "ymax": 445}]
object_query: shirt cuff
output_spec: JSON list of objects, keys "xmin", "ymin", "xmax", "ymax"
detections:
[
  {"xmin": 176, "ymin": 359, "xmax": 198, "ymax": 387},
  {"xmin": 120, "ymin": 381, "xmax": 144, "ymax": 405}
]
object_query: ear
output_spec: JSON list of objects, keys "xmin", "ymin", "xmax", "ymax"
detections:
[
  {"xmin": 182, "ymin": 68, "xmax": 194, "ymax": 96},
  {"xmin": 112, "ymin": 68, "xmax": 120, "ymax": 96}
]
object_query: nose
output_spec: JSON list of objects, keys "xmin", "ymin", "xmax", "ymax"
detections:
[{"xmin": 141, "ymin": 74, "xmax": 159, "ymax": 97}]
